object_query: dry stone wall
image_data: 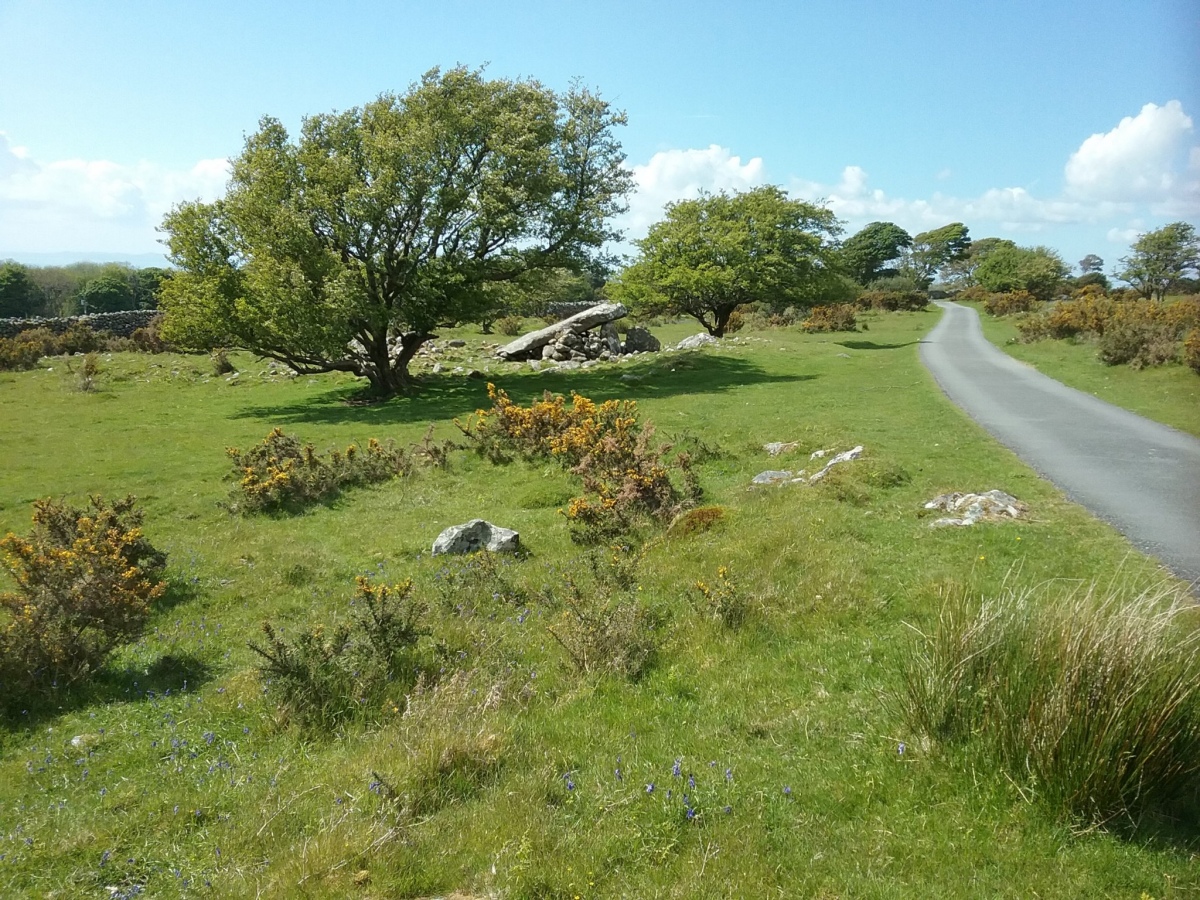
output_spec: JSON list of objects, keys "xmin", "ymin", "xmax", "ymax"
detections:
[{"xmin": 0, "ymin": 310, "xmax": 160, "ymax": 340}]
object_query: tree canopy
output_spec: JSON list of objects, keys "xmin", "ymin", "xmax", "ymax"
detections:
[
  {"xmin": 939, "ymin": 237, "xmax": 1015, "ymax": 287},
  {"xmin": 975, "ymin": 244, "xmax": 1069, "ymax": 301},
  {"xmin": 901, "ymin": 222, "xmax": 970, "ymax": 287},
  {"xmin": 1078, "ymin": 253, "xmax": 1104, "ymax": 274},
  {"xmin": 839, "ymin": 221, "xmax": 911, "ymax": 285},
  {"xmin": 160, "ymin": 67, "xmax": 633, "ymax": 396},
  {"xmin": 1117, "ymin": 222, "xmax": 1199, "ymax": 301},
  {"xmin": 615, "ymin": 186, "xmax": 844, "ymax": 337}
]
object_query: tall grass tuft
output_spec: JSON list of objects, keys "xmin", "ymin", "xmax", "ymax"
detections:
[{"xmin": 897, "ymin": 580, "xmax": 1200, "ymax": 825}]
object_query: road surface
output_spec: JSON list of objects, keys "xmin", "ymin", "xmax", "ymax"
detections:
[{"xmin": 920, "ymin": 301, "xmax": 1200, "ymax": 586}]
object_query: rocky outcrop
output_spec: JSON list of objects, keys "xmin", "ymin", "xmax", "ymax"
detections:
[
  {"xmin": 496, "ymin": 302, "xmax": 627, "ymax": 361},
  {"xmin": 925, "ymin": 490, "xmax": 1027, "ymax": 527}
]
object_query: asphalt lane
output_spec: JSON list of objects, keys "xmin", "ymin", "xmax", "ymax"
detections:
[{"xmin": 920, "ymin": 301, "xmax": 1200, "ymax": 586}]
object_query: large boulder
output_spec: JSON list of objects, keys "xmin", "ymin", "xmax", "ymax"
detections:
[
  {"xmin": 622, "ymin": 326, "xmax": 660, "ymax": 353},
  {"xmin": 675, "ymin": 332, "xmax": 719, "ymax": 351},
  {"xmin": 432, "ymin": 519, "xmax": 520, "ymax": 555},
  {"xmin": 495, "ymin": 302, "xmax": 627, "ymax": 360}
]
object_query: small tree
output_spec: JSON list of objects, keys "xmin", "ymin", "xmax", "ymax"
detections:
[
  {"xmin": 160, "ymin": 67, "xmax": 632, "ymax": 397},
  {"xmin": 1078, "ymin": 253, "xmax": 1104, "ymax": 274},
  {"xmin": 975, "ymin": 244, "xmax": 1069, "ymax": 301},
  {"xmin": 839, "ymin": 221, "xmax": 911, "ymax": 285},
  {"xmin": 901, "ymin": 222, "xmax": 970, "ymax": 288},
  {"xmin": 1118, "ymin": 222, "xmax": 1199, "ymax": 301},
  {"xmin": 616, "ymin": 186, "xmax": 845, "ymax": 336}
]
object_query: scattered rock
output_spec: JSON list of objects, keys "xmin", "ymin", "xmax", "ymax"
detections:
[
  {"xmin": 751, "ymin": 470, "xmax": 805, "ymax": 486},
  {"xmin": 675, "ymin": 333, "xmax": 719, "ymax": 351},
  {"xmin": 764, "ymin": 441, "xmax": 800, "ymax": 457},
  {"xmin": 446, "ymin": 339, "xmax": 467, "ymax": 348},
  {"xmin": 925, "ymin": 490, "xmax": 1027, "ymax": 527},
  {"xmin": 432, "ymin": 520, "xmax": 520, "ymax": 556},
  {"xmin": 808, "ymin": 446, "xmax": 864, "ymax": 483},
  {"xmin": 527, "ymin": 360, "xmax": 542, "ymax": 371},
  {"xmin": 809, "ymin": 449, "xmax": 830, "ymax": 460}
]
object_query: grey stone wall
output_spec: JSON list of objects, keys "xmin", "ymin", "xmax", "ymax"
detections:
[{"xmin": 0, "ymin": 310, "xmax": 160, "ymax": 340}]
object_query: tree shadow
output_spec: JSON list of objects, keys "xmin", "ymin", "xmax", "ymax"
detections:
[
  {"xmin": 229, "ymin": 354, "xmax": 818, "ymax": 427},
  {"xmin": 836, "ymin": 340, "xmax": 920, "ymax": 351},
  {"xmin": 0, "ymin": 652, "xmax": 215, "ymax": 730}
]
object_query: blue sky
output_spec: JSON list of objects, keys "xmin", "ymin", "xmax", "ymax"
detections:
[{"xmin": 1, "ymin": 0, "xmax": 1197, "ymax": 275}]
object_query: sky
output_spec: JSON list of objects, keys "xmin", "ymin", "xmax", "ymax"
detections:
[{"xmin": 0, "ymin": 0, "xmax": 1197, "ymax": 275}]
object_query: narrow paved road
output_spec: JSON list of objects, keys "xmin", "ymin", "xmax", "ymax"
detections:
[{"xmin": 920, "ymin": 301, "xmax": 1200, "ymax": 586}]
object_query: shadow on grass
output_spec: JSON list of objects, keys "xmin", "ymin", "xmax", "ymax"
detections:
[
  {"xmin": 836, "ymin": 340, "xmax": 920, "ymax": 351},
  {"xmin": 230, "ymin": 354, "xmax": 817, "ymax": 427},
  {"xmin": 0, "ymin": 652, "xmax": 215, "ymax": 731}
]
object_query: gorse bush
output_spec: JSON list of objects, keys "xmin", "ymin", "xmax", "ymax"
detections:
[
  {"xmin": 802, "ymin": 303, "xmax": 858, "ymax": 333},
  {"xmin": 546, "ymin": 572, "xmax": 658, "ymax": 680},
  {"xmin": 692, "ymin": 565, "xmax": 748, "ymax": 628},
  {"xmin": 226, "ymin": 427, "xmax": 415, "ymax": 513},
  {"xmin": 1018, "ymin": 295, "xmax": 1200, "ymax": 372},
  {"xmin": 249, "ymin": 575, "xmax": 428, "ymax": 730},
  {"xmin": 496, "ymin": 315, "xmax": 525, "ymax": 336},
  {"xmin": 0, "ymin": 496, "xmax": 166, "ymax": 695},
  {"xmin": 1184, "ymin": 328, "xmax": 1200, "ymax": 374},
  {"xmin": 982, "ymin": 290, "xmax": 1038, "ymax": 317},
  {"xmin": 458, "ymin": 385, "xmax": 697, "ymax": 542},
  {"xmin": 896, "ymin": 582, "xmax": 1200, "ymax": 825}
]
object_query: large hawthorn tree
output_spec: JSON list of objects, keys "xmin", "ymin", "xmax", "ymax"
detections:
[
  {"xmin": 617, "ymin": 186, "xmax": 844, "ymax": 336},
  {"xmin": 160, "ymin": 67, "xmax": 632, "ymax": 396},
  {"xmin": 1118, "ymin": 222, "xmax": 1200, "ymax": 300}
]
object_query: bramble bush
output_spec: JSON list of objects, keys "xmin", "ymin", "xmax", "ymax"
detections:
[
  {"xmin": 226, "ymin": 427, "xmax": 419, "ymax": 513},
  {"xmin": 249, "ymin": 575, "xmax": 429, "ymax": 730},
  {"xmin": 896, "ymin": 582, "xmax": 1200, "ymax": 825},
  {"xmin": 801, "ymin": 303, "xmax": 858, "ymax": 333},
  {"xmin": 0, "ymin": 495, "xmax": 166, "ymax": 696},
  {"xmin": 457, "ymin": 385, "xmax": 697, "ymax": 543}
]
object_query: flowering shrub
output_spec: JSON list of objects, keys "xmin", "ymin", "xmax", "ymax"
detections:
[
  {"xmin": 250, "ymin": 575, "xmax": 428, "ymax": 730},
  {"xmin": 1018, "ymin": 296, "xmax": 1200, "ymax": 371},
  {"xmin": 1185, "ymin": 328, "xmax": 1200, "ymax": 374},
  {"xmin": 458, "ymin": 385, "xmax": 697, "ymax": 542},
  {"xmin": 801, "ymin": 304, "xmax": 858, "ymax": 333},
  {"xmin": 692, "ymin": 565, "xmax": 748, "ymax": 628},
  {"xmin": 547, "ymin": 574, "xmax": 658, "ymax": 679},
  {"xmin": 982, "ymin": 290, "xmax": 1038, "ymax": 317},
  {"xmin": 0, "ymin": 495, "xmax": 166, "ymax": 694},
  {"xmin": 226, "ymin": 427, "xmax": 415, "ymax": 513}
]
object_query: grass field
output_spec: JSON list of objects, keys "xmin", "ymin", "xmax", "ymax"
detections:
[
  {"xmin": 973, "ymin": 305, "xmax": 1200, "ymax": 439},
  {"xmin": 1, "ymin": 309, "xmax": 1197, "ymax": 898}
]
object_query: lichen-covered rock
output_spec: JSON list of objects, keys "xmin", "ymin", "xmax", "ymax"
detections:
[
  {"xmin": 432, "ymin": 519, "xmax": 520, "ymax": 555},
  {"xmin": 925, "ymin": 490, "xmax": 1027, "ymax": 527}
]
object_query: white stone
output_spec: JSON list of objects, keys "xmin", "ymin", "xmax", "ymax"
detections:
[{"xmin": 432, "ymin": 520, "xmax": 520, "ymax": 555}]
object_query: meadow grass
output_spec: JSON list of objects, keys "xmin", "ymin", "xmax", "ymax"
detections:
[
  {"xmin": 0, "ymin": 310, "xmax": 1197, "ymax": 898},
  {"xmin": 975, "ymin": 305, "xmax": 1200, "ymax": 438}
]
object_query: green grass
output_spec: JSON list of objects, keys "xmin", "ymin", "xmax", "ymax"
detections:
[
  {"xmin": 974, "ymin": 306, "xmax": 1200, "ymax": 438},
  {"xmin": 1, "ymin": 312, "xmax": 1197, "ymax": 898}
]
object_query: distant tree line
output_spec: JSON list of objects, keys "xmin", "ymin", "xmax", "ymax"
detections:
[{"xmin": 0, "ymin": 261, "xmax": 172, "ymax": 320}]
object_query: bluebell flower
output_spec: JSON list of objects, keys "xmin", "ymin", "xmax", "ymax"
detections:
[
  {"xmin": 672, "ymin": 758, "xmax": 682, "ymax": 777},
  {"xmin": 783, "ymin": 785, "xmax": 791, "ymax": 795},
  {"xmin": 645, "ymin": 782, "xmax": 655, "ymax": 794}
]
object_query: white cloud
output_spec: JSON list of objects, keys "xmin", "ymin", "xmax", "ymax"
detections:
[
  {"xmin": 0, "ymin": 132, "xmax": 228, "ymax": 255},
  {"xmin": 618, "ymin": 144, "xmax": 766, "ymax": 240},
  {"xmin": 1065, "ymin": 101, "xmax": 1197, "ymax": 206}
]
